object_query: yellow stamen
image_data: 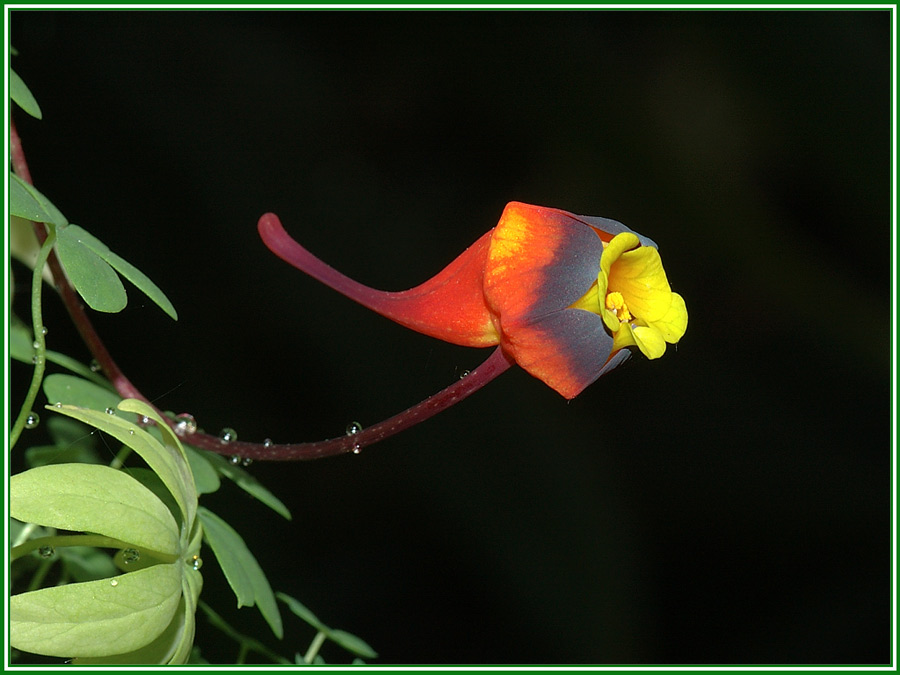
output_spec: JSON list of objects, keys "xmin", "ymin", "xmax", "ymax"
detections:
[{"xmin": 605, "ymin": 291, "xmax": 631, "ymax": 323}]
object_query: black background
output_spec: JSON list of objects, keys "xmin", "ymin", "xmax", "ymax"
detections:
[{"xmin": 9, "ymin": 9, "xmax": 892, "ymax": 665}]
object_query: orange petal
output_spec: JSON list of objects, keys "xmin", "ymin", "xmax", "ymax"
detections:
[{"xmin": 483, "ymin": 202, "xmax": 606, "ymax": 324}]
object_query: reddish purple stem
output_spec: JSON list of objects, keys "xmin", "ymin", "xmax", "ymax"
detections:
[{"xmin": 177, "ymin": 346, "xmax": 513, "ymax": 461}]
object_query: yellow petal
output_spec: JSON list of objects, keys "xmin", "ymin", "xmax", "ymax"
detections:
[
  {"xmin": 611, "ymin": 322, "xmax": 637, "ymax": 352},
  {"xmin": 608, "ymin": 246, "xmax": 672, "ymax": 323},
  {"xmin": 599, "ymin": 232, "xmax": 640, "ymax": 279},
  {"xmin": 650, "ymin": 292, "xmax": 688, "ymax": 343},
  {"xmin": 631, "ymin": 324, "xmax": 667, "ymax": 359}
]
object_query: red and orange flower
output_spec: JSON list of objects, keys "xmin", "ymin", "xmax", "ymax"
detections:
[{"xmin": 258, "ymin": 201, "xmax": 687, "ymax": 399}]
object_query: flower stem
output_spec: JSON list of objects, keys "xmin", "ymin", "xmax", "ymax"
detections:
[{"xmin": 177, "ymin": 346, "xmax": 514, "ymax": 461}]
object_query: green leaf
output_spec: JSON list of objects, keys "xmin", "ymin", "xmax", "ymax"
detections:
[
  {"xmin": 74, "ymin": 594, "xmax": 189, "ymax": 665},
  {"xmin": 11, "ymin": 464, "xmax": 179, "ymax": 557},
  {"xmin": 9, "ymin": 173, "xmax": 67, "ymax": 227},
  {"xmin": 83, "ymin": 515, "xmax": 204, "ymax": 664},
  {"xmin": 183, "ymin": 446, "xmax": 221, "ymax": 495},
  {"xmin": 197, "ymin": 507, "xmax": 283, "ymax": 639},
  {"xmin": 42, "ymin": 374, "xmax": 132, "ymax": 422},
  {"xmin": 175, "ymin": 524, "xmax": 205, "ymax": 664},
  {"xmin": 11, "ymin": 563, "xmax": 182, "ymax": 658},
  {"xmin": 278, "ymin": 593, "xmax": 377, "ymax": 660},
  {"xmin": 328, "ymin": 629, "xmax": 378, "ymax": 659},
  {"xmin": 122, "ymin": 469, "xmax": 182, "ymax": 539},
  {"xmin": 276, "ymin": 592, "xmax": 327, "ymax": 632},
  {"xmin": 51, "ymin": 401, "xmax": 197, "ymax": 529},
  {"xmin": 201, "ymin": 450, "xmax": 291, "ymax": 520},
  {"xmin": 117, "ymin": 399, "xmax": 198, "ymax": 522},
  {"xmin": 56, "ymin": 227, "xmax": 126, "ymax": 313},
  {"xmin": 61, "ymin": 225, "xmax": 177, "ymax": 320},
  {"xmin": 10, "ymin": 67, "xmax": 42, "ymax": 119}
]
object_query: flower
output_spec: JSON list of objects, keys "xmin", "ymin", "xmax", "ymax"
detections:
[{"xmin": 257, "ymin": 201, "xmax": 687, "ymax": 399}]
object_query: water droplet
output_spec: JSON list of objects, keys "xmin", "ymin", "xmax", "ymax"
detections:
[
  {"xmin": 137, "ymin": 415, "xmax": 152, "ymax": 427},
  {"xmin": 241, "ymin": 457, "xmax": 253, "ymax": 467},
  {"xmin": 32, "ymin": 340, "xmax": 40, "ymax": 350},
  {"xmin": 128, "ymin": 429, "xmax": 135, "ymax": 436},
  {"xmin": 219, "ymin": 427, "xmax": 237, "ymax": 443},
  {"xmin": 41, "ymin": 326, "xmax": 48, "ymax": 336},
  {"xmin": 173, "ymin": 413, "xmax": 197, "ymax": 436},
  {"xmin": 31, "ymin": 354, "xmax": 44, "ymax": 365},
  {"xmin": 89, "ymin": 359, "xmax": 102, "ymax": 372},
  {"xmin": 110, "ymin": 578, "xmax": 119, "ymax": 587},
  {"xmin": 345, "ymin": 421, "xmax": 362, "ymax": 436},
  {"xmin": 38, "ymin": 545, "xmax": 54, "ymax": 558},
  {"xmin": 230, "ymin": 455, "xmax": 241, "ymax": 465},
  {"xmin": 190, "ymin": 554, "xmax": 203, "ymax": 570},
  {"xmin": 105, "ymin": 407, "xmax": 116, "ymax": 415},
  {"xmin": 263, "ymin": 438, "xmax": 273, "ymax": 448},
  {"xmin": 54, "ymin": 402, "xmax": 62, "ymax": 408},
  {"xmin": 122, "ymin": 548, "xmax": 140, "ymax": 564},
  {"xmin": 24, "ymin": 413, "xmax": 39, "ymax": 429},
  {"xmin": 352, "ymin": 443, "xmax": 362, "ymax": 455},
  {"xmin": 459, "ymin": 369, "xmax": 471, "ymax": 379}
]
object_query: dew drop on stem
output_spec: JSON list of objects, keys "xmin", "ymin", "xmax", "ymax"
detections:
[
  {"xmin": 219, "ymin": 428, "xmax": 237, "ymax": 443},
  {"xmin": 173, "ymin": 413, "xmax": 197, "ymax": 436},
  {"xmin": 24, "ymin": 412, "xmax": 39, "ymax": 429},
  {"xmin": 346, "ymin": 421, "xmax": 363, "ymax": 436},
  {"xmin": 89, "ymin": 359, "xmax": 101, "ymax": 373},
  {"xmin": 122, "ymin": 548, "xmax": 140, "ymax": 564},
  {"xmin": 38, "ymin": 545, "xmax": 54, "ymax": 558}
]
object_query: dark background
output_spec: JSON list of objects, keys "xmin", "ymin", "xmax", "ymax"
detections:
[{"xmin": 9, "ymin": 9, "xmax": 892, "ymax": 665}]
